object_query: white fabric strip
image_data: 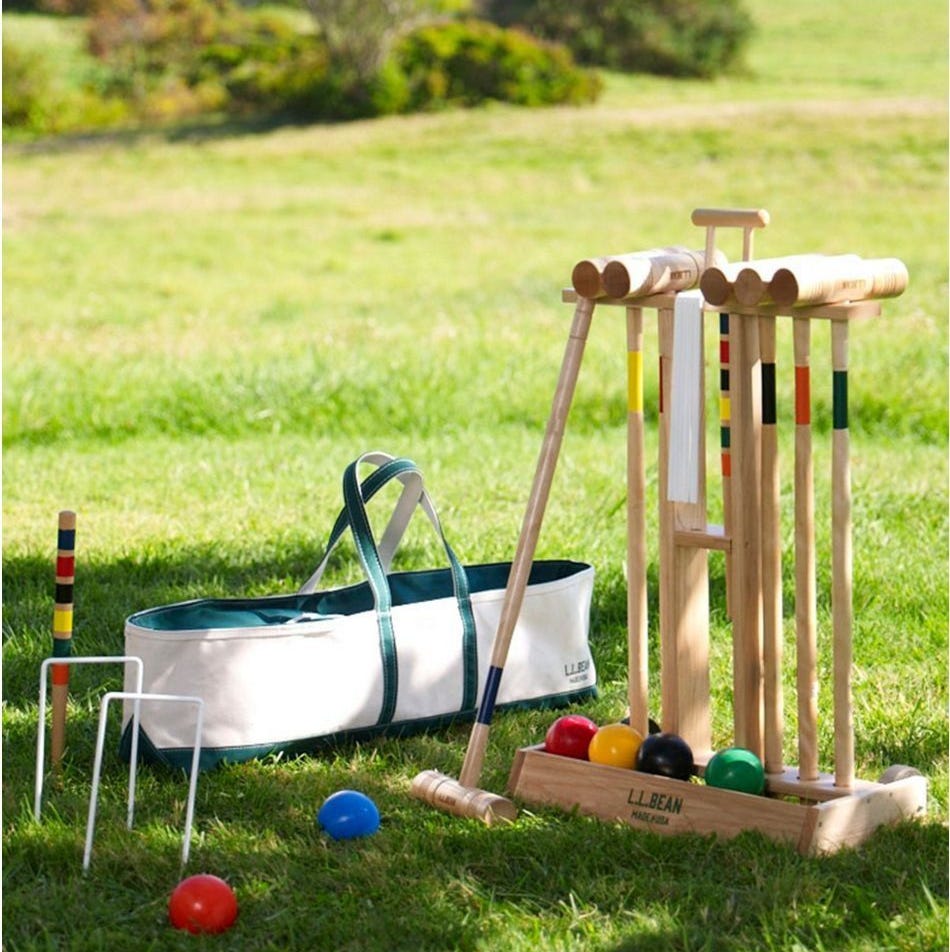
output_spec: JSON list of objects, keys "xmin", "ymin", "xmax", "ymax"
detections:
[{"xmin": 668, "ymin": 289, "xmax": 704, "ymax": 504}]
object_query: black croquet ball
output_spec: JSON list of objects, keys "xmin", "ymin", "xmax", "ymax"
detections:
[{"xmin": 634, "ymin": 732, "xmax": 694, "ymax": 781}]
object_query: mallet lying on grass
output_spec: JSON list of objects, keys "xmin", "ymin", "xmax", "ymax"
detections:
[{"xmin": 409, "ymin": 297, "xmax": 596, "ymax": 824}]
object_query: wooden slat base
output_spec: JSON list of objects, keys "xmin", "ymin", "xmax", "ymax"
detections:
[
  {"xmin": 508, "ymin": 747, "xmax": 926, "ymax": 855},
  {"xmin": 763, "ymin": 766, "xmax": 876, "ymax": 801}
]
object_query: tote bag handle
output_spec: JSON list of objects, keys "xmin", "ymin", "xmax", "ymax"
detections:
[
  {"xmin": 302, "ymin": 452, "xmax": 478, "ymax": 726},
  {"xmin": 300, "ymin": 454, "xmax": 425, "ymax": 591}
]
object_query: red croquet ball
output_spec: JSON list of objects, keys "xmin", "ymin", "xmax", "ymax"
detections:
[
  {"xmin": 168, "ymin": 874, "xmax": 238, "ymax": 934},
  {"xmin": 544, "ymin": 714, "xmax": 599, "ymax": 759}
]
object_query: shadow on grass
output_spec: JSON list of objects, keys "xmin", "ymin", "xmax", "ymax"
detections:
[
  {"xmin": 6, "ymin": 739, "xmax": 948, "ymax": 951},
  {"xmin": 5, "ymin": 541, "xmax": 948, "ymax": 948},
  {"xmin": 4, "ymin": 110, "xmax": 371, "ymax": 158},
  {"xmin": 7, "ymin": 528, "xmax": 944, "ymax": 766}
]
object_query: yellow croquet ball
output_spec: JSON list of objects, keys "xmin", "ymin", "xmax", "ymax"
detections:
[{"xmin": 587, "ymin": 723, "xmax": 644, "ymax": 769}]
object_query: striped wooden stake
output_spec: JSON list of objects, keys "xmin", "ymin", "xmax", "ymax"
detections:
[
  {"xmin": 831, "ymin": 321, "xmax": 854, "ymax": 788},
  {"xmin": 759, "ymin": 316, "xmax": 784, "ymax": 775},
  {"xmin": 51, "ymin": 510, "xmax": 76, "ymax": 766},
  {"xmin": 719, "ymin": 312, "xmax": 733, "ymax": 618},
  {"xmin": 793, "ymin": 318, "xmax": 819, "ymax": 782},
  {"xmin": 626, "ymin": 306, "xmax": 649, "ymax": 738}
]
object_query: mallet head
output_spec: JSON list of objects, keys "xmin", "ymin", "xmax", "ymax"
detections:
[{"xmin": 409, "ymin": 770, "xmax": 518, "ymax": 825}]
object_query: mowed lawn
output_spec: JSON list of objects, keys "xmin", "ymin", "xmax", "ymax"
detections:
[{"xmin": 3, "ymin": 0, "xmax": 948, "ymax": 949}]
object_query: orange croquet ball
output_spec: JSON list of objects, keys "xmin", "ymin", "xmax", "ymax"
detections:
[{"xmin": 587, "ymin": 723, "xmax": 644, "ymax": 769}]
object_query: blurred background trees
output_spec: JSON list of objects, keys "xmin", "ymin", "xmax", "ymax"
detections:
[{"xmin": 4, "ymin": 0, "xmax": 753, "ymax": 137}]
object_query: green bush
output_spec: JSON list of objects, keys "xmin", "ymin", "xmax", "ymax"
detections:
[
  {"xmin": 4, "ymin": 3, "xmax": 602, "ymax": 135},
  {"xmin": 86, "ymin": 0, "xmax": 332, "ymax": 118},
  {"xmin": 479, "ymin": 0, "xmax": 754, "ymax": 79},
  {"xmin": 2, "ymin": 41, "xmax": 56, "ymax": 132},
  {"xmin": 199, "ymin": 14, "xmax": 332, "ymax": 115},
  {"xmin": 393, "ymin": 19, "xmax": 601, "ymax": 110},
  {"xmin": 85, "ymin": 0, "xmax": 416, "ymax": 122},
  {"xmin": 2, "ymin": 37, "xmax": 129, "ymax": 135}
]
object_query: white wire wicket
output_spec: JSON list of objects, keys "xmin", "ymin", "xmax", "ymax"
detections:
[
  {"xmin": 35, "ymin": 656, "xmax": 144, "ymax": 824},
  {"xmin": 35, "ymin": 656, "xmax": 205, "ymax": 872},
  {"xmin": 85, "ymin": 691, "xmax": 204, "ymax": 871}
]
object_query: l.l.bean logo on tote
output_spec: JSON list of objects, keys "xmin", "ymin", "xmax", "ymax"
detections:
[{"xmin": 564, "ymin": 659, "xmax": 591, "ymax": 683}]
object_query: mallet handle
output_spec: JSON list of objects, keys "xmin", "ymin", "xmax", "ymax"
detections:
[
  {"xmin": 831, "ymin": 321, "xmax": 854, "ymax": 789},
  {"xmin": 759, "ymin": 317, "xmax": 784, "ymax": 774},
  {"xmin": 458, "ymin": 296, "xmax": 595, "ymax": 790},
  {"xmin": 793, "ymin": 318, "xmax": 820, "ymax": 782},
  {"xmin": 626, "ymin": 307, "xmax": 649, "ymax": 738}
]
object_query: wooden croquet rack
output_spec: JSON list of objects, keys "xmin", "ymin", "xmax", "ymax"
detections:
[{"xmin": 506, "ymin": 209, "xmax": 927, "ymax": 854}]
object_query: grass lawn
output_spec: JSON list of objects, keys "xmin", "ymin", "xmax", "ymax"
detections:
[{"xmin": 3, "ymin": 0, "xmax": 948, "ymax": 949}]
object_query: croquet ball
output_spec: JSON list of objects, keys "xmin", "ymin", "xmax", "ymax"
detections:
[
  {"xmin": 588, "ymin": 723, "xmax": 644, "ymax": 769},
  {"xmin": 704, "ymin": 747, "xmax": 765, "ymax": 795},
  {"xmin": 168, "ymin": 874, "xmax": 238, "ymax": 934},
  {"xmin": 634, "ymin": 732, "xmax": 694, "ymax": 781},
  {"xmin": 317, "ymin": 789, "xmax": 380, "ymax": 840},
  {"xmin": 621, "ymin": 715, "xmax": 662, "ymax": 735},
  {"xmin": 544, "ymin": 714, "xmax": 599, "ymax": 759}
]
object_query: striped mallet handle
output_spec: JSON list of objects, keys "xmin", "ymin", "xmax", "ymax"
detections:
[
  {"xmin": 831, "ymin": 321, "xmax": 854, "ymax": 788},
  {"xmin": 51, "ymin": 510, "xmax": 76, "ymax": 766},
  {"xmin": 759, "ymin": 316, "xmax": 784, "ymax": 775},
  {"xmin": 793, "ymin": 318, "xmax": 819, "ymax": 782},
  {"xmin": 626, "ymin": 306, "xmax": 649, "ymax": 738}
]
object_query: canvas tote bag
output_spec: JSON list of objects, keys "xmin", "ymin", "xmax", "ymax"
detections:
[{"xmin": 121, "ymin": 452, "xmax": 596, "ymax": 769}]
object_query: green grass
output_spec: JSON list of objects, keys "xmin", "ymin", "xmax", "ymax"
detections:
[{"xmin": 3, "ymin": 0, "xmax": 948, "ymax": 948}]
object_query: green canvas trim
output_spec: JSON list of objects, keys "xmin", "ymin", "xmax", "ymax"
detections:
[
  {"xmin": 128, "ymin": 560, "xmax": 590, "ymax": 632},
  {"xmin": 343, "ymin": 458, "xmax": 398, "ymax": 725},
  {"xmin": 118, "ymin": 684, "xmax": 598, "ymax": 773},
  {"xmin": 322, "ymin": 458, "xmax": 419, "ymax": 564},
  {"xmin": 339, "ymin": 457, "xmax": 478, "ymax": 727}
]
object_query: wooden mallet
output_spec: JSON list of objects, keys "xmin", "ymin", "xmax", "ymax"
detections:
[{"xmin": 410, "ymin": 296, "xmax": 597, "ymax": 824}]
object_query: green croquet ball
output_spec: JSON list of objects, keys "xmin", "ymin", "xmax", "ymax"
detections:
[{"xmin": 704, "ymin": 747, "xmax": 765, "ymax": 795}]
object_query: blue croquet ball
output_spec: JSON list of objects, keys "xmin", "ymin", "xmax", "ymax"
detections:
[
  {"xmin": 704, "ymin": 747, "xmax": 766, "ymax": 795},
  {"xmin": 317, "ymin": 790, "xmax": 380, "ymax": 840}
]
